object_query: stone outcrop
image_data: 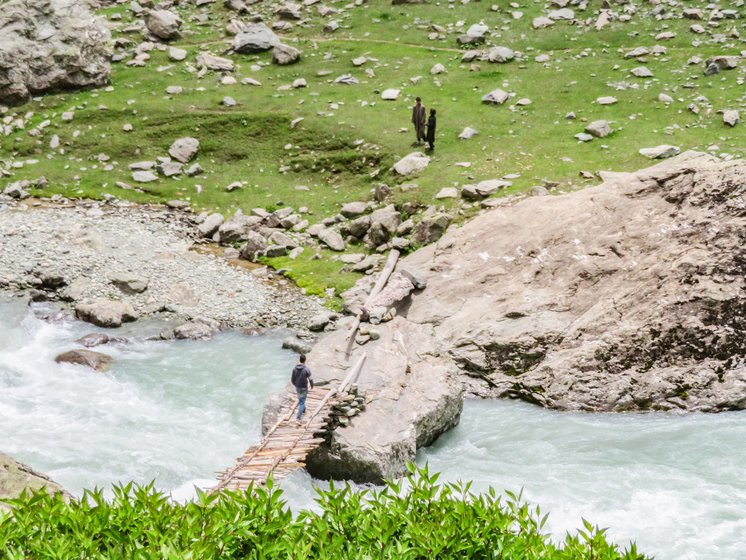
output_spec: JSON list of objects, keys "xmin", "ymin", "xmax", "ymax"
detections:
[
  {"xmin": 401, "ymin": 151, "xmax": 745, "ymax": 413},
  {"xmin": 0, "ymin": 0, "xmax": 111, "ymax": 105},
  {"xmin": 265, "ymin": 152, "xmax": 745, "ymax": 482},
  {"xmin": 266, "ymin": 317, "xmax": 463, "ymax": 484},
  {"xmin": 0, "ymin": 452, "xmax": 67, "ymax": 507}
]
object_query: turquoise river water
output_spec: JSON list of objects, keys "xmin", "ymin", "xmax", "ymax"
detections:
[{"xmin": 0, "ymin": 297, "xmax": 743, "ymax": 559}]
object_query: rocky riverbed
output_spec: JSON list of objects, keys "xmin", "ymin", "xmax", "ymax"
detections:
[{"xmin": 0, "ymin": 199, "xmax": 326, "ymax": 330}]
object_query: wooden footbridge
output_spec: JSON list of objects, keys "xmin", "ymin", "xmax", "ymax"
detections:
[
  {"xmin": 212, "ymin": 354, "xmax": 366, "ymax": 492},
  {"xmin": 212, "ymin": 249, "xmax": 402, "ymax": 492}
]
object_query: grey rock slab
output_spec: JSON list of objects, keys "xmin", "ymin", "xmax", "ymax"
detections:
[
  {"xmin": 168, "ymin": 46, "xmax": 187, "ymax": 61},
  {"xmin": 381, "ymin": 89, "xmax": 400, "ymax": 100},
  {"xmin": 639, "ymin": 145, "xmax": 681, "ymax": 159},
  {"xmin": 132, "ymin": 171, "xmax": 158, "ymax": 183},
  {"xmin": 723, "ymin": 109, "xmax": 740, "ymax": 127},
  {"xmin": 168, "ymin": 137, "xmax": 199, "ymax": 163},
  {"xmin": 272, "ymin": 43, "xmax": 301, "ymax": 65},
  {"xmin": 317, "ymin": 228, "xmax": 345, "ymax": 251},
  {"xmin": 197, "ymin": 52, "xmax": 235, "ymax": 71},
  {"xmin": 482, "ymin": 88, "xmax": 510, "ymax": 105},
  {"xmin": 173, "ymin": 320, "xmax": 219, "ymax": 340},
  {"xmin": 486, "ymin": 46, "xmax": 514, "ymax": 63},
  {"xmin": 458, "ymin": 126, "xmax": 478, "ymax": 139},
  {"xmin": 340, "ymin": 201, "xmax": 369, "ymax": 218},
  {"xmin": 232, "ymin": 23, "xmax": 280, "ymax": 53},
  {"xmin": 631, "ymin": 66, "xmax": 654, "ymax": 78},
  {"xmin": 585, "ymin": 120, "xmax": 612, "ymax": 138},
  {"xmin": 110, "ymin": 273, "xmax": 148, "ymax": 294},
  {"xmin": 435, "ymin": 187, "xmax": 458, "ymax": 199},
  {"xmin": 197, "ymin": 213, "xmax": 224, "ymax": 237},
  {"xmin": 76, "ymin": 300, "xmax": 138, "ymax": 328}
]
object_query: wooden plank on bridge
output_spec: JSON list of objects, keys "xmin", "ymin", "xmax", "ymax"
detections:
[{"xmin": 212, "ymin": 354, "xmax": 366, "ymax": 492}]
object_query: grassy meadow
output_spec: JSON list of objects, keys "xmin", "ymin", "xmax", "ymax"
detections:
[{"xmin": 1, "ymin": 0, "xmax": 744, "ymax": 295}]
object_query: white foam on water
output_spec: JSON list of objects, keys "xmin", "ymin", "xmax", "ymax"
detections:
[
  {"xmin": 0, "ymin": 298, "xmax": 296, "ymax": 498},
  {"xmin": 3, "ymin": 297, "xmax": 745, "ymax": 559},
  {"xmin": 417, "ymin": 399, "xmax": 746, "ymax": 560}
]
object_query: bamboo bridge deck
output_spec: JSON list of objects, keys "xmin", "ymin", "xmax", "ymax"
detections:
[{"xmin": 213, "ymin": 355, "xmax": 366, "ymax": 492}]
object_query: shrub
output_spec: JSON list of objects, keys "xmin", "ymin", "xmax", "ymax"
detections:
[{"xmin": 0, "ymin": 465, "xmax": 649, "ymax": 559}]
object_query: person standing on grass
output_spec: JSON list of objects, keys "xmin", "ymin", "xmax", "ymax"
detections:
[
  {"xmin": 426, "ymin": 108, "xmax": 436, "ymax": 151},
  {"xmin": 291, "ymin": 354, "xmax": 313, "ymax": 423},
  {"xmin": 411, "ymin": 96, "xmax": 427, "ymax": 146}
]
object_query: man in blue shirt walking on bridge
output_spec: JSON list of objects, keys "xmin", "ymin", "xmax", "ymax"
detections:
[{"xmin": 291, "ymin": 354, "xmax": 314, "ymax": 424}]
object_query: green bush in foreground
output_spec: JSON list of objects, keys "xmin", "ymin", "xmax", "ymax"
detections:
[{"xmin": 0, "ymin": 465, "xmax": 649, "ymax": 559}]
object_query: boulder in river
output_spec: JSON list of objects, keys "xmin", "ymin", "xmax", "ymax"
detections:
[
  {"xmin": 55, "ymin": 349, "xmax": 112, "ymax": 371},
  {"xmin": 0, "ymin": 0, "xmax": 111, "ymax": 105}
]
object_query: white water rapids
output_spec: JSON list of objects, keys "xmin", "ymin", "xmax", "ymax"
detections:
[{"xmin": 1, "ymin": 297, "xmax": 744, "ymax": 559}]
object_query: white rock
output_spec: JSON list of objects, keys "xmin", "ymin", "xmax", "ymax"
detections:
[
  {"xmin": 458, "ymin": 126, "xmax": 478, "ymax": 139},
  {"xmin": 631, "ymin": 66, "xmax": 654, "ymax": 78},
  {"xmin": 381, "ymin": 89, "xmax": 400, "ymax": 100},
  {"xmin": 639, "ymin": 145, "xmax": 680, "ymax": 159},
  {"xmin": 393, "ymin": 152, "xmax": 430, "ymax": 176},
  {"xmin": 658, "ymin": 93, "xmax": 674, "ymax": 103},
  {"xmin": 596, "ymin": 96, "xmax": 617, "ymax": 105},
  {"xmin": 723, "ymin": 109, "xmax": 740, "ymax": 127},
  {"xmin": 482, "ymin": 88, "xmax": 509, "ymax": 105},
  {"xmin": 435, "ymin": 187, "xmax": 458, "ymax": 199},
  {"xmin": 430, "ymin": 63, "xmax": 446, "ymax": 75}
]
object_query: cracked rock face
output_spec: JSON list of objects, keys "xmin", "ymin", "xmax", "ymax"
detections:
[
  {"xmin": 0, "ymin": 0, "xmax": 111, "ymax": 105},
  {"xmin": 265, "ymin": 152, "xmax": 746, "ymax": 483},
  {"xmin": 403, "ymin": 151, "xmax": 746, "ymax": 413}
]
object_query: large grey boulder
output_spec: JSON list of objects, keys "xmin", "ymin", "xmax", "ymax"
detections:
[
  {"xmin": 54, "ymin": 349, "xmax": 112, "ymax": 371},
  {"xmin": 218, "ymin": 212, "xmax": 262, "ymax": 243},
  {"xmin": 144, "ymin": 9, "xmax": 182, "ymax": 41},
  {"xmin": 232, "ymin": 23, "xmax": 280, "ymax": 53},
  {"xmin": 402, "ymin": 151, "xmax": 746, "ymax": 413},
  {"xmin": 0, "ymin": 0, "xmax": 111, "ymax": 105},
  {"xmin": 411, "ymin": 212, "xmax": 451, "ymax": 245},
  {"xmin": 76, "ymin": 300, "xmax": 138, "ymax": 328},
  {"xmin": 198, "ymin": 213, "xmax": 224, "ymax": 237},
  {"xmin": 486, "ymin": 46, "xmax": 514, "ymax": 63},
  {"xmin": 172, "ymin": 319, "xmax": 220, "ymax": 340}
]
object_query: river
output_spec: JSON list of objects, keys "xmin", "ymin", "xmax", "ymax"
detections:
[{"xmin": 1, "ymin": 297, "xmax": 743, "ymax": 559}]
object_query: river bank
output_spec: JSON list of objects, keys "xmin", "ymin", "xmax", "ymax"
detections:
[{"xmin": 0, "ymin": 198, "xmax": 326, "ymax": 329}]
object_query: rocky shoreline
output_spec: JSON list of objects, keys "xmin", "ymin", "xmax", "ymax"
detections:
[{"xmin": 0, "ymin": 198, "xmax": 327, "ymax": 331}]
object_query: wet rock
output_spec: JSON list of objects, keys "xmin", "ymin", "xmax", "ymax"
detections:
[
  {"xmin": 55, "ymin": 349, "xmax": 112, "ymax": 371},
  {"xmin": 0, "ymin": 451, "xmax": 68, "ymax": 503},
  {"xmin": 172, "ymin": 319, "xmax": 220, "ymax": 340},
  {"xmin": 75, "ymin": 333, "xmax": 113, "ymax": 348}
]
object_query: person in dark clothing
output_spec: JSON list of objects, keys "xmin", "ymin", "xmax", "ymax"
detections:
[
  {"xmin": 290, "ymin": 354, "xmax": 313, "ymax": 422},
  {"xmin": 426, "ymin": 108, "xmax": 436, "ymax": 151}
]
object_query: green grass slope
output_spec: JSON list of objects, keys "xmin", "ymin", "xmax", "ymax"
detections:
[{"xmin": 1, "ymin": 0, "xmax": 744, "ymax": 296}]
